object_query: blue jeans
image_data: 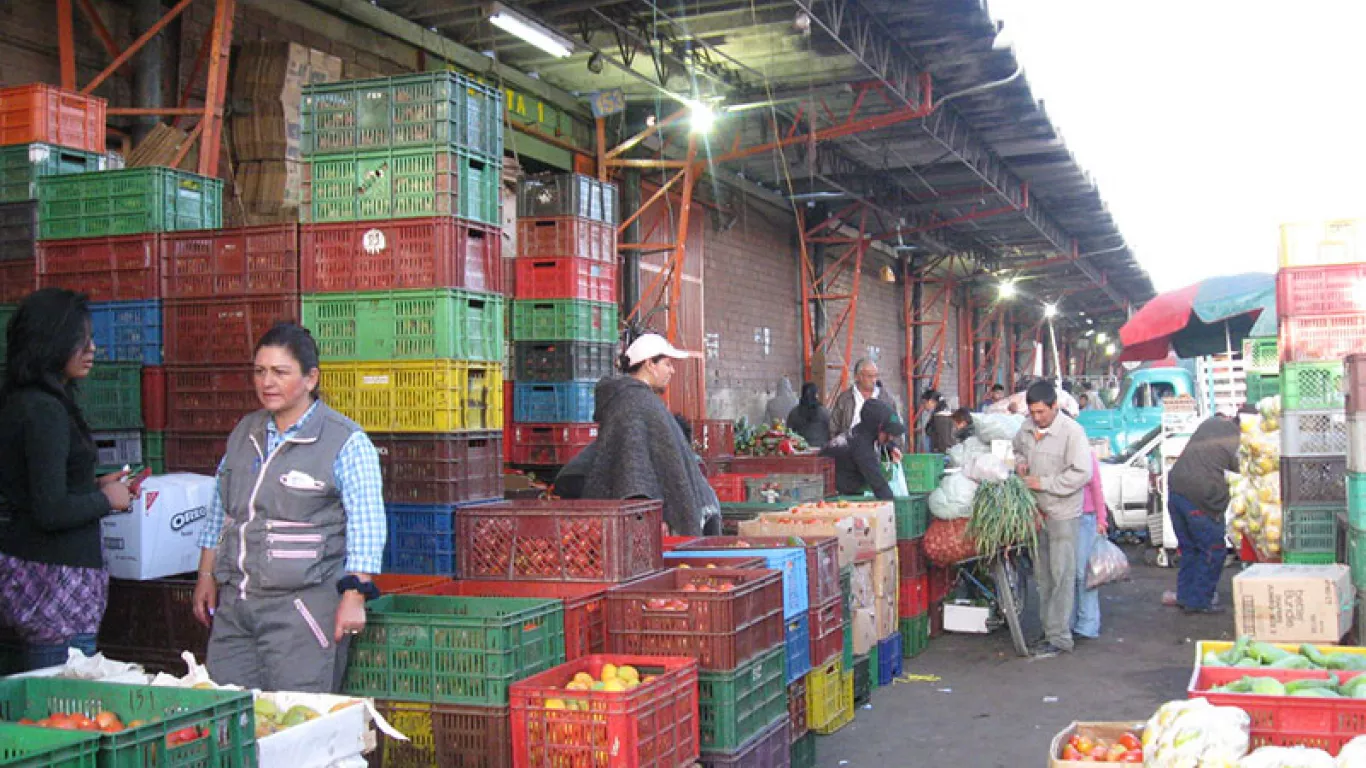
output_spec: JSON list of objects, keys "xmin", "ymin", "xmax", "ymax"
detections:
[
  {"xmin": 1072, "ymin": 513, "xmax": 1101, "ymax": 638},
  {"xmin": 1168, "ymin": 491, "xmax": 1225, "ymax": 610},
  {"xmin": 22, "ymin": 632, "xmax": 97, "ymax": 672}
]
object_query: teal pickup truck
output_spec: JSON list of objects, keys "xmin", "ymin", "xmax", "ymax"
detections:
[{"xmin": 1077, "ymin": 367, "xmax": 1198, "ymax": 455}]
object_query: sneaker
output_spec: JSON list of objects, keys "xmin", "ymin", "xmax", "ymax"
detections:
[
  {"xmin": 1031, "ymin": 642, "xmax": 1068, "ymax": 658},
  {"xmin": 1181, "ymin": 604, "xmax": 1226, "ymax": 615},
  {"xmin": 1161, "ymin": 590, "xmax": 1181, "ymax": 607}
]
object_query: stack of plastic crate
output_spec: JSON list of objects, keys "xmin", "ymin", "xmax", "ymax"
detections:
[
  {"xmin": 1345, "ymin": 354, "xmax": 1366, "ymax": 633},
  {"xmin": 158, "ymin": 226, "xmax": 300, "ymax": 479},
  {"xmin": 896, "ymin": 494, "xmax": 933, "ymax": 660},
  {"xmin": 1275, "ymin": 219, "xmax": 1361, "ymax": 563},
  {"xmin": 508, "ymin": 172, "xmax": 619, "ymax": 471},
  {"xmin": 297, "ymin": 71, "xmax": 507, "ymax": 575}
]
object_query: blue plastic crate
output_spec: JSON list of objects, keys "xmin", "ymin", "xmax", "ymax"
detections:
[
  {"xmin": 784, "ymin": 612, "xmax": 812, "ymax": 684},
  {"xmin": 386, "ymin": 502, "xmax": 458, "ymax": 535},
  {"xmin": 513, "ymin": 381, "xmax": 595, "ymax": 423},
  {"xmin": 877, "ymin": 633, "xmax": 902, "ymax": 686},
  {"xmin": 381, "ymin": 547, "xmax": 455, "ymax": 575},
  {"xmin": 91, "ymin": 299, "xmax": 161, "ymax": 364},
  {"xmin": 664, "ymin": 547, "xmax": 809, "ymax": 619}
]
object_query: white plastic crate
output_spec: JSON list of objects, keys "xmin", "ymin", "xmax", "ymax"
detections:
[
  {"xmin": 1281, "ymin": 409, "xmax": 1349, "ymax": 457},
  {"xmin": 93, "ymin": 429, "xmax": 142, "ymax": 468}
]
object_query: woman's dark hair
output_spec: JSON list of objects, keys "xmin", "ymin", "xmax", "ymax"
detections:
[
  {"xmin": 799, "ymin": 382, "xmax": 820, "ymax": 408},
  {"xmin": 951, "ymin": 407, "xmax": 973, "ymax": 425},
  {"xmin": 2, "ymin": 288, "xmax": 95, "ymax": 433},
  {"xmin": 254, "ymin": 322, "xmax": 323, "ymax": 400}
]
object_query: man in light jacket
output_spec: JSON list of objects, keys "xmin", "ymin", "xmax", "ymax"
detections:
[
  {"xmin": 1012, "ymin": 380, "xmax": 1093, "ymax": 657},
  {"xmin": 829, "ymin": 358, "xmax": 902, "ymax": 446}
]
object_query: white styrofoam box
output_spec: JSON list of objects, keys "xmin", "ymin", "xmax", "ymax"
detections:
[
  {"xmin": 256, "ymin": 691, "xmax": 376, "ymax": 768},
  {"xmin": 1281, "ymin": 409, "xmax": 1349, "ymax": 457},
  {"xmin": 1350, "ymin": 413, "xmax": 1366, "ymax": 473},
  {"xmin": 101, "ymin": 473, "xmax": 215, "ymax": 580},
  {"xmin": 942, "ymin": 602, "xmax": 991, "ymax": 634}
]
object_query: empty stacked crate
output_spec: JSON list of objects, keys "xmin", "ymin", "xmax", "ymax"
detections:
[
  {"xmin": 1275, "ymin": 220, "xmax": 1361, "ymax": 563},
  {"xmin": 296, "ymin": 72, "xmax": 507, "ymax": 575},
  {"xmin": 510, "ymin": 173, "xmax": 619, "ymax": 470}
]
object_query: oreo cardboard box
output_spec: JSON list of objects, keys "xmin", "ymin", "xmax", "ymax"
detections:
[{"xmin": 101, "ymin": 474, "xmax": 215, "ymax": 580}]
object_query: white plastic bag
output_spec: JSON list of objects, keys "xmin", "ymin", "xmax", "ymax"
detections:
[
  {"xmin": 1142, "ymin": 699, "xmax": 1250, "ymax": 768},
  {"xmin": 929, "ymin": 472, "xmax": 978, "ymax": 520},
  {"xmin": 1086, "ymin": 536, "xmax": 1131, "ymax": 589},
  {"xmin": 964, "ymin": 453, "xmax": 1010, "ymax": 484},
  {"xmin": 885, "ymin": 461, "xmax": 910, "ymax": 497},
  {"xmin": 1238, "ymin": 746, "xmax": 1335, "ymax": 767},
  {"xmin": 1337, "ymin": 735, "xmax": 1366, "ymax": 767},
  {"xmin": 972, "ymin": 413, "xmax": 1026, "ymax": 443}
]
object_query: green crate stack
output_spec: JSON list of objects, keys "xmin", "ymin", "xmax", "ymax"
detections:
[
  {"xmin": 74, "ymin": 362, "xmax": 142, "ymax": 431},
  {"xmin": 37, "ymin": 166, "xmax": 221, "ymax": 239},
  {"xmin": 1348, "ymin": 356, "xmax": 1366, "ymax": 588},
  {"xmin": 790, "ymin": 731, "xmax": 816, "ymax": 768},
  {"xmin": 1245, "ymin": 372, "xmax": 1280, "ymax": 403},
  {"xmin": 0, "ymin": 143, "xmax": 110, "ymax": 204},
  {"xmin": 698, "ymin": 645, "xmax": 786, "ymax": 757}
]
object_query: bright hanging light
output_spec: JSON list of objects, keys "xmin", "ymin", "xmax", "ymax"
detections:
[
  {"xmin": 998, "ymin": 279, "xmax": 1018, "ymax": 300},
  {"xmin": 1105, "ymin": 343, "xmax": 1117, "ymax": 356},
  {"xmin": 1043, "ymin": 303, "xmax": 1059, "ymax": 318},
  {"xmin": 489, "ymin": 3, "xmax": 574, "ymax": 59},
  {"xmin": 688, "ymin": 101, "xmax": 717, "ymax": 133},
  {"xmin": 1095, "ymin": 332, "xmax": 1109, "ymax": 344}
]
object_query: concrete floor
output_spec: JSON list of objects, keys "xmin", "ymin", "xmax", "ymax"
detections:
[{"xmin": 816, "ymin": 548, "xmax": 1237, "ymax": 767}]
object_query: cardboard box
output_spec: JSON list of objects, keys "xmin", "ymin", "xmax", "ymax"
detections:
[
  {"xmin": 1233, "ymin": 564, "xmax": 1355, "ymax": 643},
  {"xmin": 1047, "ymin": 722, "xmax": 1146, "ymax": 767},
  {"xmin": 740, "ymin": 502, "xmax": 894, "ymax": 565},
  {"xmin": 791, "ymin": 501, "xmax": 895, "ymax": 557},
  {"xmin": 850, "ymin": 562, "xmax": 874, "ymax": 611},
  {"xmin": 101, "ymin": 474, "xmax": 215, "ymax": 580},
  {"xmin": 851, "ymin": 608, "xmax": 876, "ymax": 656},
  {"xmin": 875, "ymin": 589, "xmax": 897, "ymax": 640},
  {"xmin": 872, "ymin": 547, "xmax": 899, "ymax": 638},
  {"xmin": 738, "ymin": 515, "xmax": 859, "ymax": 566}
]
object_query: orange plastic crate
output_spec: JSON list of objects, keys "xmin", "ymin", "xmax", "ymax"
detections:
[{"xmin": 0, "ymin": 85, "xmax": 106, "ymax": 153}]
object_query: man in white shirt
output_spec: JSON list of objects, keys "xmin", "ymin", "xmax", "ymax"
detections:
[{"xmin": 829, "ymin": 359, "xmax": 903, "ymax": 445}]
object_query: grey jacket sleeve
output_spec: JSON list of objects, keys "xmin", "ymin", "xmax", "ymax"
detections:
[
  {"xmin": 1041, "ymin": 428, "xmax": 1094, "ymax": 498},
  {"xmin": 829, "ymin": 391, "xmax": 853, "ymax": 439}
]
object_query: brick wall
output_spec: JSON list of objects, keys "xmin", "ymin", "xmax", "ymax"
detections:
[
  {"xmin": 0, "ymin": 2, "xmax": 132, "ymax": 113},
  {"xmin": 702, "ymin": 201, "xmax": 802, "ymax": 425}
]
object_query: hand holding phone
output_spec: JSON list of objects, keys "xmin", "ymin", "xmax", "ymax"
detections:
[{"xmin": 127, "ymin": 466, "xmax": 153, "ymax": 496}]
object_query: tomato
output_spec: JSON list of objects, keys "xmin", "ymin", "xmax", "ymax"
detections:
[
  {"xmin": 17, "ymin": 718, "xmax": 35, "ymax": 726},
  {"xmin": 1072, "ymin": 736, "xmax": 1095, "ymax": 755},
  {"xmin": 1061, "ymin": 745, "xmax": 1083, "ymax": 760},
  {"xmin": 166, "ymin": 726, "xmax": 202, "ymax": 747},
  {"xmin": 1121, "ymin": 750, "xmax": 1143, "ymax": 763},
  {"xmin": 1107, "ymin": 744, "xmax": 1128, "ymax": 762},
  {"xmin": 1118, "ymin": 733, "xmax": 1141, "ymax": 752},
  {"xmin": 1089, "ymin": 745, "xmax": 1109, "ymax": 760}
]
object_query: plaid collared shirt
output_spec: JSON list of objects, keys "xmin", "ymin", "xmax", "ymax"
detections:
[{"xmin": 197, "ymin": 401, "xmax": 386, "ymax": 573}]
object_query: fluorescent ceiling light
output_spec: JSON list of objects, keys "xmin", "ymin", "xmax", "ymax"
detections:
[
  {"xmin": 1043, "ymin": 303, "xmax": 1059, "ymax": 318},
  {"xmin": 998, "ymin": 279, "xmax": 1018, "ymax": 300},
  {"xmin": 688, "ymin": 100, "xmax": 717, "ymax": 133},
  {"xmin": 489, "ymin": 3, "xmax": 573, "ymax": 58},
  {"xmin": 1095, "ymin": 332, "xmax": 1108, "ymax": 344},
  {"xmin": 1105, "ymin": 343, "xmax": 1117, "ymax": 356}
]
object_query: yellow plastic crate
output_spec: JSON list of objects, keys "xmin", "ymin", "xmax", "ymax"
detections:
[
  {"xmin": 804, "ymin": 658, "xmax": 844, "ymax": 732},
  {"xmin": 1194, "ymin": 639, "xmax": 1366, "ymax": 669},
  {"xmin": 321, "ymin": 359, "xmax": 503, "ymax": 432},
  {"xmin": 811, "ymin": 671, "xmax": 853, "ymax": 735}
]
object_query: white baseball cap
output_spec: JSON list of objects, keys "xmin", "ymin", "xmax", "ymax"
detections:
[{"xmin": 625, "ymin": 333, "xmax": 688, "ymax": 367}]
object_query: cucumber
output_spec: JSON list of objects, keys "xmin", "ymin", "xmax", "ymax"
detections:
[
  {"xmin": 1250, "ymin": 642, "xmax": 1292, "ymax": 664},
  {"xmin": 1299, "ymin": 643, "xmax": 1332, "ymax": 668},
  {"xmin": 1285, "ymin": 676, "xmax": 1339, "ymax": 694},
  {"xmin": 1202, "ymin": 651, "xmax": 1227, "ymax": 667},
  {"xmin": 1289, "ymin": 687, "xmax": 1342, "ymax": 697},
  {"xmin": 1248, "ymin": 677, "xmax": 1287, "ymax": 696},
  {"xmin": 1269, "ymin": 654, "xmax": 1313, "ymax": 670}
]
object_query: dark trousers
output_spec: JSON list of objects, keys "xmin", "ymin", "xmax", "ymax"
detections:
[
  {"xmin": 22, "ymin": 632, "xmax": 96, "ymax": 672},
  {"xmin": 1168, "ymin": 491, "xmax": 1225, "ymax": 610}
]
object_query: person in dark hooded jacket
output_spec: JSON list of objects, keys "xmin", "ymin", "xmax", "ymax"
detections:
[
  {"xmin": 581, "ymin": 334, "xmax": 719, "ymax": 535},
  {"xmin": 786, "ymin": 382, "xmax": 832, "ymax": 448},
  {"xmin": 820, "ymin": 399, "xmax": 907, "ymax": 500}
]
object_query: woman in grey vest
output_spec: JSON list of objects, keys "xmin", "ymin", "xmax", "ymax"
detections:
[{"xmin": 190, "ymin": 323, "xmax": 385, "ymax": 693}]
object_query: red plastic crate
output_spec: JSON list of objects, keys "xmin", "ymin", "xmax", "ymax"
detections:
[
  {"xmin": 787, "ymin": 678, "xmax": 808, "ymax": 743},
  {"xmin": 511, "ymin": 423, "xmax": 597, "ymax": 467},
  {"xmin": 709, "ymin": 473, "xmax": 765, "ymax": 503},
  {"xmin": 603, "ymin": 568, "xmax": 785, "ymax": 672},
  {"xmin": 898, "ymin": 538, "xmax": 927, "ymax": 579},
  {"xmin": 898, "ymin": 576, "xmax": 929, "ymax": 618},
  {"xmin": 0, "ymin": 258, "xmax": 34, "ymax": 302},
  {"xmin": 807, "ymin": 595, "xmax": 843, "ymax": 669},
  {"xmin": 97, "ymin": 576, "xmax": 209, "ymax": 670},
  {"xmin": 163, "ymin": 431, "xmax": 228, "ymax": 476},
  {"xmin": 662, "ymin": 537, "xmax": 696, "ymax": 552},
  {"xmin": 1187, "ymin": 666, "xmax": 1366, "ymax": 753},
  {"xmin": 164, "ymin": 366, "xmax": 257, "ymax": 433},
  {"xmin": 161, "ymin": 224, "xmax": 299, "ymax": 299},
  {"xmin": 371, "ymin": 574, "xmax": 453, "ymax": 595},
  {"xmin": 301, "ymin": 217, "xmax": 501, "ymax": 293},
  {"xmin": 370, "ymin": 700, "xmax": 511, "ymax": 768},
  {"xmin": 1277, "ymin": 262, "xmax": 1366, "ymax": 319},
  {"xmin": 802, "ymin": 536, "xmax": 840, "ymax": 607},
  {"xmin": 36, "ymin": 234, "xmax": 159, "ymax": 302},
  {"xmin": 1282, "ymin": 314, "xmax": 1366, "ymax": 364},
  {"xmin": 0, "ymin": 84, "xmax": 106, "ymax": 152},
  {"xmin": 511, "ymin": 654, "xmax": 699, "ymax": 768},
  {"xmin": 425, "ymin": 580, "xmax": 611, "ymax": 662},
  {"xmin": 726, "ymin": 456, "xmax": 836, "ymax": 499},
  {"xmin": 372, "ymin": 432, "xmax": 504, "ymax": 505},
  {"xmin": 928, "ymin": 600, "xmax": 943, "ymax": 638},
  {"xmin": 163, "ymin": 296, "xmax": 300, "ymax": 366},
  {"xmin": 457, "ymin": 499, "xmax": 664, "ymax": 582},
  {"xmin": 927, "ymin": 565, "xmax": 952, "ymax": 604},
  {"xmin": 664, "ymin": 556, "xmax": 766, "ymax": 570},
  {"xmin": 690, "ymin": 420, "xmax": 734, "ymax": 460},
  {"xmin": 517, "ymin": 217, "xmax": 616, "ymax": 263},
  {"xmin": 514, "ymin": 256, "xmax": 616, "ymax": 303},
  {"xmin": 141, "ymin": 365, "xmax": 166, "ymax": 431}
]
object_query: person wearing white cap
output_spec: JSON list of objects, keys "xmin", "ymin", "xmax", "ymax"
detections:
[{"xmin": 580, "ymin": 333, "xmax": 720, "ymax": 536}]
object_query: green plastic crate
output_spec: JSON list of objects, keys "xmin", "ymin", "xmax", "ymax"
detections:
[
  {"xmin": 0, "ymin": 143, "xmax": 108, "ymax": 204},
  {"xmin": 303, "ymin": 147, "xmax": 498, "ymax": 225},
  {"xmin": 838, "ymin": 494, "xmax": 929, "ymax": 540},
  {"xmin": 303, "ymin": 72, "xmax": 503, "ymax": 158},
  {"xmin": 1245, "ymin": 372, "xmax": 1281, "ymax": 404},
  {"xmin": 900, "ymin": 613, "xmax": 930, "ymax": 659},
  {"xmin": 1282, "ymin": 361, "xmax": 1346, "ymax": 411},
  {"xmin": 790, "ymin": 732, "xmax": 815, "ymax": 768},
  {"xmin": 303, "ymin": 289, "xmax": 504, "ymax": 362},
  {"xmin": 1283, "ymin": 504, "xmax": 1341, "ymax": 560},
  {"xmin": 144, "ymin": 431, "xmax": 165, "ymax": 474},
  {"xmin": 851, "ymin": 653, "xmax": 870, "ymax": 705},
  {"xmin": 1244, "ymin": 336, "xmax": 1279, "ymax": 375},
  {"xmin": 1350, "ymin": 473, "xmax": 1366, "ymax": 529},
  {"xmin": 697, "ymin": 645, "xmax": 786, "ymax": 753},
  {"xmin": 38, "ymin": 168, "xmax": 222, "ymax": 239},
  {"xmin": 511, "ymin": 299, "xmax": 617, "ymax": 343},
  {"xmin": 867, "ymin": 644, "xmax": 879, "ymax": 689},
  {"xmin": 0, "ymin": 677, "xmax": 255, "ymax": 768},
  {"xmin": 902, "ymin": 453, "xmax": 945, "ymax": 493},
  {"xmin": 1346, "ymin": 523, "xmax": 1366, "ymax": 587},
  {"xmin": 343, "ymin": 594, "xmax": 565, "ymax": 706},
  {"xmin": 74, "ymin": 362, "xmax": 142, "ymax": 430},
  {"xmin": 0, "ymin": 721, "xmax": 100, "ymax": 768}
]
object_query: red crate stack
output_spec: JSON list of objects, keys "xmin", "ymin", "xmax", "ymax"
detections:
[{"xmin": 159, "ymin": 226, "xmax": 301, "ymax": 474}]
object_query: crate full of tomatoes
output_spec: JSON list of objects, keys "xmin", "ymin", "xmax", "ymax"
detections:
[{"xmin": 1048, "ymin": 722, "xmax": 1144, "ymax": 765}]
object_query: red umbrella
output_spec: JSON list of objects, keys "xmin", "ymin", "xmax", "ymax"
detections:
[{"xmin": 1118, "ymin": 273, "xmax": 1275, "ymax": 361}]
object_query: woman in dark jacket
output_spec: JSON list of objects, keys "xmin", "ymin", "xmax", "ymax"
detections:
[
  {"xmin": 0, "ymin": 289, "xmax": 134, "ymax": 671},
  {"xmin": 786, "ymin": 382, "xmax": 832, "ymax": 447}
]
